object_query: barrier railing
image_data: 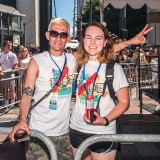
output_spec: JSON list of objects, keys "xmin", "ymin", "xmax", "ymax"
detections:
[
  {"xmin": 120, "ymin": 62, "xmax": 158, "ymax": 99},
  {"xmin": 0, "ymin": 69, "xmax": 22, "ymax": 115},
  {"xmin": 74, "ymin": 134, "xmax": 160, "ymax": 160},
  {"xmin": 0, "ymin": 127, "xmax": 58, "ymax": 160}
]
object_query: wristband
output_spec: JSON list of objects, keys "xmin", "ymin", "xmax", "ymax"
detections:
[{"xmin": 103, "ymin": 117, "xmax": 109, "ymax": 126}]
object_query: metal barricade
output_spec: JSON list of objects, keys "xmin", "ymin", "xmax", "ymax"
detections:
[
  {"xmin": 74, "ymin": 134, "xmax": 160, "ymax": 160},
  {"xmin": 120, "ymin": 63, "xmax": 137, "ymax": 98},
  {"xmin": 119, "ymin": 62, "xmax": 158, "ymax": 100},
  {"xmin": 0, "ymin": 70, "xmax": 22, "ymax": 115},
  {"xmin": 0, "ymin": 128, "xmax": 58, "ymax": 160}
]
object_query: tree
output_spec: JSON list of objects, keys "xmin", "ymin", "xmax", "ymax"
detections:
[{"xmin": 82, "ymin": 2, "xmax": 147, "ymax": 39}]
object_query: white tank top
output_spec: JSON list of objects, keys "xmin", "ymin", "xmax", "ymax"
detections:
[{"xmin": 29, "ymin": 51, "xmax": 76, "ymax": 136}]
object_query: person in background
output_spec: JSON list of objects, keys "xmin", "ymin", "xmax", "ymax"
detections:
[
  {"xmin": 65, "ymin": 46, "xmax": 73, "ymax": 54},
  {"xmin": 16, "ymin": 45, "xmax": 25, "ymax": 61},
  {"xmin": 31, "ymin": 46, "xmax": 39, "ymax": 56},
  {"xmin": 15, "ymin": 47, "xmax": 31, "ymax": 84},
  {"xmin": 0, "ymin": 40, "xmax": 18, "ymax": 106}
]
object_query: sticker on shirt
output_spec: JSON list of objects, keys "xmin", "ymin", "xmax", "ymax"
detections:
[{"xmin": 49, "ymin": 93, "xmax": 58, "ymax": 110}]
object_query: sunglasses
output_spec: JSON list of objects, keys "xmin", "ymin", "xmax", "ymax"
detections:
[
  {"xmin": 49, "ymin": 30, "xmax": 68, "ymax": 39},
  {"xmin": 22, "ymin": 50, "xmax": 28, "ymax": 52}
]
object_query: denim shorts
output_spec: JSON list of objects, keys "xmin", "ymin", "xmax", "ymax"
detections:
[{"xmin": 69, "ymin": 128, "xmax": 117, "ymax": 154}]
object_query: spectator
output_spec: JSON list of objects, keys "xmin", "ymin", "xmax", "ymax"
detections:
[
  {"xmin": 15, "ymin": 47, "xmax": 31, "ymax": 83},
  {"xmin": 16, "ymin": 45, "xmax": 25, "ymax": 61},
  {"xmin": 0, "ymin": 40, "xmax": 18, "ymax": 106},
  {"xmin": 31, "ymin": 46, "xmax": 39, "ymax": 56},
  {"xmin": 65, "ymin": 46, "xmax": 73, "ymax": 54}
]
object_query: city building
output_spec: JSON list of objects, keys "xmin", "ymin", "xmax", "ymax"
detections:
[
  {"xmin": 0, "ymin": 0, "xmax": 52, "ymax": 51},
  {"xmin": 0, "ymin": 0, "xmax": 25, "ymax": 48}
]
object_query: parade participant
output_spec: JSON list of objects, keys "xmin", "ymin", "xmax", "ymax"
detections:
[
  {"xmin": 9, "ymin": 18, "xmax": 76, "ymax": 160},
  {"xmin": 69, "ymin": 22, "xmax": 152, "ymax": 160}
]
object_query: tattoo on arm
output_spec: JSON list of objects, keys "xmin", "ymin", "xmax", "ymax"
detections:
[{"xmin": 23, "ymin": 86, "xmax": 34, "ymax": 96}]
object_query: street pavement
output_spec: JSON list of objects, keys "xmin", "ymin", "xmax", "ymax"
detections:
[{"xmin": 0, "ymin": 87, "xmax": 159, "ymax": 123}]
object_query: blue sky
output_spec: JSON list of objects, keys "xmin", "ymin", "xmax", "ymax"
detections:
[{"xmin": 52, "ymin": 0, "xmax": 74, "ymax": 34}]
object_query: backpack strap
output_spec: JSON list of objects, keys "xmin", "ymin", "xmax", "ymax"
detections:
[
  {"xmin": 106, "ymin": 61, "xmax": 118, "ymax": 105},
  {"xmin": 106, "ymin": 61, "xmax": 122, "ymax": 150}
]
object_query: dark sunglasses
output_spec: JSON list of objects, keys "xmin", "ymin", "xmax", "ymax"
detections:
[
  {"xmin": 22, "ymin": 50, "xmax": 28, "ymax": 52},
  {"xmin": 49, "ymin": 30, "xmax": 68, "ymax": 39}
]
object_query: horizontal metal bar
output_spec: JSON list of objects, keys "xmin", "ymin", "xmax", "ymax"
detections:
[{"xmin": 74, "ymin": 134, "xmax": 160, "ymax": 160}]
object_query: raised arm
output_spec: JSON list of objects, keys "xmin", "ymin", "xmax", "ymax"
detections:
[{"xmin": 113, "ymin": 24, "xmax": 153, "ymax": 53}]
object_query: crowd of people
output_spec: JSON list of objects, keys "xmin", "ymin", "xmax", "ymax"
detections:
[
  {"xmin": 0, "ymin": 17, "xmax": 153, "ymax": 160},
  {"xmin": 0, "ymin": 43, "xmax": 40, "ymax": 106}
]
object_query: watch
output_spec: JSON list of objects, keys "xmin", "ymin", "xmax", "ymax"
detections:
[{"xmin": 103, "ymin": 117, "xmax": 109, "ymax": 126}]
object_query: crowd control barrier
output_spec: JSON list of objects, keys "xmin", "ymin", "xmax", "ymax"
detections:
[
  {"xmin": 0, "ymin": 128, "xmax": 58, "ymax": 160},
  {"xmin": 74, "ymin": 134, "xmax": 160, "ymax": 160},
  {"xmin": 0, "ymin": 70, "xmax": 22, "ymax": 115}
]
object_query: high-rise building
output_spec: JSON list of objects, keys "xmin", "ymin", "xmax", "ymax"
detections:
[{"xmin": 16, "ymin": 0, "xmax": 52, "ymax": 51}]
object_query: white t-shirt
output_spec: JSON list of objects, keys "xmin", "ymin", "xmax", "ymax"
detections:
[
  {"xmin": 20, "ymin": 56, "xmax": 31, "ymax": 69},
  {"xmin": 20, "ymin": 56, "xmax": 31, "ymax": 74},
  {"xmin": 29, "ymin": 51, "xmax": 76, "ymax": 136},
  {"xmin": 70, "ymin": 60, "xmax": 128, "ymax": 134},
  {"xmin": 0, "ymin": 51, "xmax": 18, "ymax": 70}
]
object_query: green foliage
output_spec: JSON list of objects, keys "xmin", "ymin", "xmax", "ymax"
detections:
[{"xmin": 82, "ymin": 2, "xmax": 147, "ymax": 39}]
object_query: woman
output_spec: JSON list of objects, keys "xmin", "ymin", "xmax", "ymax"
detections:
[
  {"xmin": 69, "ymin": 22, "xmax": 130, "ymax": 160},
  {"xmin": 16, "ymin": 47, "xmax": 31, "ymax": 82}
]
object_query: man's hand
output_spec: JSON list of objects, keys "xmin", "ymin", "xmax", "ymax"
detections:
[{"xmin": 9, "ymin": 121, "xmax": 31, "ymax": 143}]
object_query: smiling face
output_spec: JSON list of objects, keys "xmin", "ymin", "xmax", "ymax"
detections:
[
  {"xmin": 83, "ymin": 26, "xmax": 107, "ymax": 61},
  {"xmin": 45, "ymin": 22, "xmax": 71, "ymax": 56}
]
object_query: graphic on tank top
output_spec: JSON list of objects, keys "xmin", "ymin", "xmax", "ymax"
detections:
[
  {"xmin": 77, "ymin": 72, "xmax": 108, "ymax": 104},
  {"xmin": 49, "ymin": 65, "xmax": 73, "ymax": 110},
  {"xmin": 50, "ymin": 65, "xmax": 73, "ymax": 96}
]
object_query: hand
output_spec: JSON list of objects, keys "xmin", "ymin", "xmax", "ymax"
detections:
[
  {"xmin": 83, "ymin": 111, "xmax": 106, "ymax": 125},
  {"xmin": 0, "ymin": 72, "xmax": 4, "ymax": 78},
  {"xmin": 9, "ymin": 121, "xmax": 31, "ymax": 143},
  {"xmin": 128, "ymin": 24, "xmax": 153, "ymax": 46}
]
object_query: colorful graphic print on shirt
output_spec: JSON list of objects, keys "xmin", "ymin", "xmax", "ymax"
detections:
[
  {"xmin": 50, "ymin": 66, "xmax": 73, "ymax": 97},
  {"xmin": 77, "ymin": 72, "xmax": 107, "ymax": 103}
]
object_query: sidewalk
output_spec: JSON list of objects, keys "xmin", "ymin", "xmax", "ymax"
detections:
[{"xmin": 0, "ymin": 88, "xmax": 160, "ymax": 123}]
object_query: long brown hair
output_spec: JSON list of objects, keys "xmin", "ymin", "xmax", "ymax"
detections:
[{"xmin": 76, "ymin": 22, "xmax": 115, "ymax": 66}]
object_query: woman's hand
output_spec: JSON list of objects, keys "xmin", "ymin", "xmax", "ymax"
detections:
[{"xmin": 83, "ymin": 111, "xmax": 106, "ymax": 126}]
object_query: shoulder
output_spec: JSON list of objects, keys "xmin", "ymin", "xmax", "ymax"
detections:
[{"xmin": 32, "ymin": 51, "xmax": 48, "ymax": 60}]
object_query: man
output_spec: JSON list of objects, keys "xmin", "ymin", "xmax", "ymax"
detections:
[
  {"xmin": 10, "ymin": 18, "xmax": 75, "ymax": 160},
  {"xmin": 0, "ymin": 40, "xmax": 18, "ymax": 106},
  {"xmin": 9, "ymin": 18, "xmax": 153, "ymax": 160}
]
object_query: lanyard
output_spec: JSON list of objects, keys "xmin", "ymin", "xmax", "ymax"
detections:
[
  {"xmin": 49, "ymin": 51, "xmax": 66, "ymax": 76},
  {"xmin": 82, "ymin": 63, "xmax": 101, "ymax": 95},
  {"xmin": 48, "ymin": 51, "xmax": 67, "ymax": 87}
]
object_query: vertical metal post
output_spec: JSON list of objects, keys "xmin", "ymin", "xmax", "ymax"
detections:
[
  {"xmin": 8, "ymin": 13, "xmax": 10, "ymax": 40},
  {"xmin": 99, "ymin": 0, "xmax": 104, "ymax": 24},
  {"xmin": 119, "ymin": 6, "xmax": 126, "ymax": 36},
  {"xmin": 158, "ymin": 46, "xmax": 160, "ymax": 100},
  {"xmin": 89, "ymin": 0, "xmax": 92, "ymax": 23},
  {"xmin": 155, "ymin": 23, "xmax": 156, "ymax": 45},
  {"xmin": 53, "ymin": 0, "xmax": 57, "ymax": 18},
  {"xmin": 23, "ymin": 23, "xmax": 25, "ymax": 45}
]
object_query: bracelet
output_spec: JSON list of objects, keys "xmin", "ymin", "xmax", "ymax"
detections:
[{"xmin": 103, "ymin": 117, "xmax": 109, "ymax": 126}]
